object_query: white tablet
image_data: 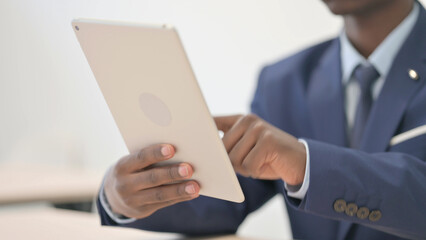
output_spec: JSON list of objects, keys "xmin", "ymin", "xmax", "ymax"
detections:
[{"xmin": 72, "ymin": 18, "xmax": 244, "ymax": 203}]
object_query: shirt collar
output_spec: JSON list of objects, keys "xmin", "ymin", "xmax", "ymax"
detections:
[{"xmin": 340, "ymin": 2, "xmax": 419, "ymax": 84}]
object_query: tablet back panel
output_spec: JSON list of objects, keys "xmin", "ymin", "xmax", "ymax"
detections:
[{"xmin": 72, "ymin": 19, "xmax": 244, "ymax": 203}]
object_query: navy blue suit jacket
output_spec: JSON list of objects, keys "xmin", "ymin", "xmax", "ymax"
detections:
[{"xmin": 98, "ymin": 4, "xmax": 426, "ymax": 240}]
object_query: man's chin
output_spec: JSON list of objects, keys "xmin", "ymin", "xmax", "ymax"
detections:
[
  {"xmin": 322, "ymin": 0, "xmax": 361, "ymax": 16},
  {"xmin": 322, "ymin": 0, "xmax": 399, "ymax": 16}
]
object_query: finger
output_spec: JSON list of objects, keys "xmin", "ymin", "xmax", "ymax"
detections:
[
  {"xmin": 131, "ymin": 163, "xmax": 194, "ymax": 190},
  {"xmin": 240, "ymin": 143, "xmax": 265, "ymax": 178},
  {"xmin": 228, "ymin": 126, "xmax": 259, "ymax": 170},
  {"xmin": 134, "ymin": 181, "xmax": 200, "ymax": 205},
  {"xmin": 116, "ymin": 144, "xmax": 175, "ymax": 173},
  {"xmin": 214, "ymin": 115, "xmax": 242, "ymax": 133},
  {"xmin": 221, "ymin": 114, "xmax": 258, "ymax": 152}
]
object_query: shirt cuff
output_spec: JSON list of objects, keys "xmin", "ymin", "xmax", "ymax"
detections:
[
  {"xmin": 284, "ymin": 139, "xmax": 310, "ymax": 200},
  {"xmin": 99, "ymin": 172, "xmax": 137, "ymax": 224}
]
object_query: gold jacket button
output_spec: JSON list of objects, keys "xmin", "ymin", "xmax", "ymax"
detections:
[
  {"xmin": 345, "ymin": 203, "xmax": 358, "ymax": 217},
  {"xmin": 369, "ymin": 210, "xmax": 382, "ymax": 222},
  {"xmin": 333, "ymin": 199, "xmax": 347, "ymax": 213},
  {"xmin": 356, "ymin": 207, "xmax": 370, "ymax": 219}
]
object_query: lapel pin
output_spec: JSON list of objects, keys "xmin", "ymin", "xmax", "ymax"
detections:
[{"xmin": 408, "ymin": 69, "xmax": 419, "ymax": 80}]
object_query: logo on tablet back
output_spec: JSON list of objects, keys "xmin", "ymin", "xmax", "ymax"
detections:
[{"xmin": 139, "ymin": 93, "xmax": 172, "ymax": 126}]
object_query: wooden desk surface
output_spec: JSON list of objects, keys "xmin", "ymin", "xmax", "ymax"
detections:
[
  {"xmin": 0, "ymin": 163, "xmax": 103, "ymax": 204},
  {"xmin": 0, "ymin": 208, "xmax": 265, "ymax": 240}
]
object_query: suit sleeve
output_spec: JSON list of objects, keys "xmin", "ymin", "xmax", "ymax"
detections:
[
  {"xmin": 254, "ymin": 64, "xmax": 426, "ymax": 239},
  {"xmin": 96, "ymin": 67, "xmax": 278, "ymax": 236},
  {"xmin": 284, "ymin": 138, "xmax": 426, "ymax": 240},
  {"xmin": 97, "ymin": 175, "xmax": 277, "ymax": 235}
]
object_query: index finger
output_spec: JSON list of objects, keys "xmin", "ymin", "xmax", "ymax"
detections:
[
  {"xmin": 214, "ymin": 115, "xmax": 242, "ymax": 133},
  {"xmin": 116, "ymin": 144, "xmax": 175, "ymax": 173}
]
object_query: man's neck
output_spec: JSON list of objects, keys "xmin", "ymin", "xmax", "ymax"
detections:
[{"xmin": 344, "ymin": 0, "xmax": 414, "ymax": 58}]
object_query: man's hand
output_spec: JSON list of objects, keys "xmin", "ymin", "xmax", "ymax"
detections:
[
  {"xmin": 104, "ymin": 144, "xmax": 200, "ymax": 219},
  {"xmin": 214, "ymin": 114, "xmax": 306, "ymax": 186}
]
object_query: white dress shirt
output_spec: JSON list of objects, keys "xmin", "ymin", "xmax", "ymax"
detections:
[
  {"xmin": 101, "ymin": 3, "xmax": 420, "ymax": 222},
  {"xmin": 286, "ymin": 2, "xmax": 419, "ymax": 199}
]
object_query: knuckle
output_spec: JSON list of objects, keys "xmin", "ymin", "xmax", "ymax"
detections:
[
  {"xmin": 154, "ymin": 189, "xmax": 165, "ymax": 202},
  {"xmin": 261, "ymin": 129, "xmax": 273, "ymax": 140},
  {"xmin": 168, "ymin": 167, "xmax": 179, "ymax": 180},
  {"xmin": 252, "ymin": 121, "xmax": 265, "ymax": 132},
  {"xmin": 136, "ymin": 149, "xmax": 147, "ymax": 161},
  {"xmin": 245, "ymin": 114, "xmax": 258, "ymax": 122},
  {"xmin": 148, "ymin": 170, "xmax": 159, "ymax": 185},
  {"xmin": 239, "ymin": 115, "xmax": 250, "ymax": 126}
]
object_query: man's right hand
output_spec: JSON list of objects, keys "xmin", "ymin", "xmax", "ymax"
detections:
[{"xmin": 103, "ymin": 144, "xmax": 200, "ymax": 219}]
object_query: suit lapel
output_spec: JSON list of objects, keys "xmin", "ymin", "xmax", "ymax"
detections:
[
  {"xmin": 360, "ymin": 6, "xmax": 426, "ymax": 153},
  {"xmin": 307, "ymin": 39, "xmax": 348, "ymax": 147},
  {"xmin": 339, "ymin": 4, "xmax": 426, "ymax": 240},
  {"xmin": 307, "ymin": 6, "xmax": 426, "ymax": 239}
]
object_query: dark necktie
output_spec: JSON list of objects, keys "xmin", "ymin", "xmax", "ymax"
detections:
[{"xmin": 350, "ymin": 64, "xmax": 380, "ymax": 149}]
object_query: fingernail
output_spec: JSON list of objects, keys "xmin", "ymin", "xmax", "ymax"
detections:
[
  {"xmin": 161, "ymin": 145, "xmax": 171, "ymax": 157},
  {"xmin": 178, "ymin": 165, "xmax": 189, "ymax": 177},
  {"xmin": 185, "ymin": 184, "xmax": 196, "ymax": 194}
]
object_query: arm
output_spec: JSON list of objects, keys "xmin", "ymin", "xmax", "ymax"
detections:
[
  {"xmin": 284, "ymin": 139, "xmax": 426, "ymax": 240},
  {"xmin": 214, "ymin": 113, "xmax": 426, "ymax": 239},
  {"xmin": 98, "ymin": 175, "xmax": 277, "ymax": 236},
  {"xmin": 248, "ymin": 65, "xmax": 426, "ymax": 238}
]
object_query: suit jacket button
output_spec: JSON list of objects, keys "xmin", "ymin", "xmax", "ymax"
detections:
[
  {"xmin": 369, "ymin": 210, "xmax": 382, "ymax": 222},
  {"xmin": 345, "ymin": 203, "xmax": 358, "ymax": 216},
  {"xmin": 334, "ymin": 199, "xmax": 347, "ymax": 213},
  {"xmin": 356, "ymin": 207, "xmax": 370, "ymax": 219}
]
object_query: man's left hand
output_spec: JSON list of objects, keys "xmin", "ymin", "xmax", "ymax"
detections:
[{"xmin": 214, "ymin": 114, "xmax": 306, "ymax": 186}]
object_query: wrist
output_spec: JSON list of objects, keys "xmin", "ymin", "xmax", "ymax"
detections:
[
  {"xmin": 288, "ymin": 140, "xmax": 307, "ymax": 186},
  {"xmin": 104, "ymin": 168, "xmax": 123, "ymax": 215},
  {"xmin": 284, "ymin": 139, "xmax": 310, "ymax": 200},
  {"xmin": 99, "ymin": 167, "xmax": 137, "ymax": 224}
]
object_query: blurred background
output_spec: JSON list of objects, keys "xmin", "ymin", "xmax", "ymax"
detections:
[{"xmin": 0, "ymin": 0, "xmax": 377, "ymax": 238}]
